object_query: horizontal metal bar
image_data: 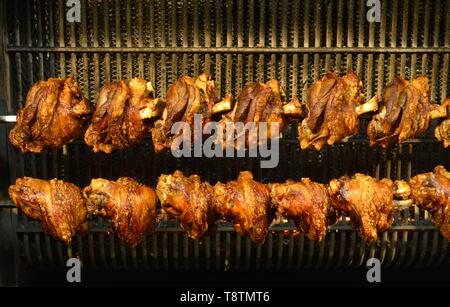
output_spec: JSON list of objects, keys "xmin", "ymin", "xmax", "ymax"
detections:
[{"xmin": 6, "ymin": 46, "xmax": 450, "ymax": 54}]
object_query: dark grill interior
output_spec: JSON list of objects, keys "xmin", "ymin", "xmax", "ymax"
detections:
[{"xmin": 0, "ymin": 0, "xmax": 449, "ymax": 285}]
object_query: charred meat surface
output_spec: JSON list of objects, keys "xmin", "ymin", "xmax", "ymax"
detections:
[
  {"xmin": 83, "ymin": 177, "xmax": 157, "ymax": 247},
  {"xmin": 298, "ymin": 72, "xmax": 376, "ymax": 150},
  {"xmin": 368, "ymin": 76, "xmax": 448, "ymax": 147},
  {"xmin": 85, "ymin": 78, "xmax": 162, "ymax": 153},
  {"xmin": 9, "ymin": 77, "xmax": 91, "ymax": 153},
  {"xmin": 213, "ymin": 171, "xmax": 273, "ymax": 244},
  {"xmin": 156, "ymin": 170, "xmax": 215, "ymax": 239},
  {"xmin": 270, "ymin": 178, "xmax": 337, "ymax": 241},
  {"xmin": 218, "ymin": 80, "xmax": 294, "ymax": 149},
  {"xmin": 328, "ymin": 174, "xmax": 396, "ymax": 243},
  {"xmin": 151, "ymin": 73, "xmax": 220, "ymax": 153},
  {"xmin": 8, "ymin": 177, "xmax": 88, "ymax": 244},
  {"xmin": 409, "ymin": 165, "xmax": 450, "ymax": 241}
]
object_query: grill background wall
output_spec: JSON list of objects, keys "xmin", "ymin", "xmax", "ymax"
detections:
[{"xmin": 0, "ymin": 0, "xmax": 449, "ymax": 280}]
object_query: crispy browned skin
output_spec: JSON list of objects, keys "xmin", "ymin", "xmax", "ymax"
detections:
[
  {"xmin": 368, "ymin": 76, "xmax": 447, "ymax": 147},
  {"xmin": 218, "ymin": 80, "xmax": 288, "ymax": 149},
  {"xmin": 83, "ymin": 177, "xmax": 157, "ymax": 247},
  {"xmin": 435, "ymin": 99, "xmax": 450, "ymax": 148},
  {"xmin": 85, "ymin": 78, "xmax": 160, "ymax": 153},
  {"xmin": 213, "ymin": 171, "xmax": 273, "ymax": 244},
  {"xmin": 298, "ymin": 72, "xmax": 369, "ymax": 150},
  {"xmin": 270, "ymin": 179, "xmax": 337, "ymax": 241},
  {"xmin": 156, "ymin": 171, "xmax": 215, "ymax": 239},
  {"xmin": 8, "ymin": 177, "xmax": 88, "ymax": 244},
  {"xmin": 9, "ymin": 77, "xmax": 91, "ymax": 153},
  {"xmin": 367, "ymin": 76, "xmax": 408, "ymax": 147},
  {"xmin": 151, "ymin": 73, "xmax": 217, "ymax": 153},
  {"xmin": 328, "ymin": 174, "xmax": 395, "ymax": 243},
  {"xmin": 409, "ymin": 165, "xmax": 450, "ymax": 241}
]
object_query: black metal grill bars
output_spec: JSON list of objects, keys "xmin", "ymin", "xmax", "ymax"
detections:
[{"xmin": 0, "ymin": 0, "xmax": 449, "ymax": 272}]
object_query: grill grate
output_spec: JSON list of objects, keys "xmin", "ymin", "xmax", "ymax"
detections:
[{"xmin": 0, "ymin": 0, "xmax": 449, "ymax": 270}]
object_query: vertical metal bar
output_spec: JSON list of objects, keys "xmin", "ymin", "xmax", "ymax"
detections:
[
  {"xmin": 265, "ymin": 232, "xmax": 273, "ymax": 269},
  {"xmin": 430, "ymin": 0, "xmax": 441, "ymax": 102},
  {"xmin": 440, "ymin": 0, "xmax": 449, "ymax": 102},
  {"xmin": 388, "ymin": 0, "xmax": 398, "ymax": 79},
  {"xmin": 235, "ymin": 234, "xmax": 241, "ymax": 270},
  {"xmin": 194, "ymin": 238, "xmax": 199, "ymax": 270},
  {"xmin": 114, "ymin": 0, "xmax": 122, "ymax": 80},
  {"xmin": 291, "ymin": 0, "xmax": 299, "ymax": 96},
  {"xmin": 346, "ymin": 232, "xmax": 356, "ymax": 267},
  {"xmin": 426, "ymin": 231, "xmax": 440, "ymax": 267},
  {"xmin": 409, "ymin": 0, "xmax": 419, "ymax": 80},
  {"xmin": 152, "ymin": 233, "xmax": 159, "ymax": 269},
  {"xmin": 376, "ymin": 0, "xmax": 387, "ymax": 98},
  {"xmin": 236, "ymin": 0, "xmax": 243, "ymax": 93},
  {"xmin": 108, "ymin": 235, "xmax": 116, "ymax": 269},
  {"xmin": 225, "ymin": 232, "xmax": 231, "ymax": 270},
  {"xmin": 173, "ymin": 233, "xmax": 179, "ymax": 270},
  {"xmin": 91, "ymin": 0, "xmax": 100, "ymax": 97},
  {"xmin": 346, "ymin": 0, "xmax": 354, "ymax": 71},
  {"xmin": 171, "ymin": 0, "xmax": 177, "ymax": 82},
  {"xmin": 192, "ymin": 0, "xmax": 199, "ymax": 76},
  {"xmin": 305, "ymin": 240, "xmax": 315, "ymax": 269},
  {"xmin": 103, "ymin": 0, "xmax": 111, "ymax": 83},
  {"xmin": 182, "ymin": 0, "xmax": 189, "ymax": 75},
  {"xmin": 313, "ymin": 1, "xmax": 321, "ymax": 80},
  {"xmin": 399, "ymin": 0, "xmax": 409, "ymax": 77},
  {"xmin": 203, "ymin": 0, "xmax": 211, "ymax": 74},
  {"xmin": 80, "ymin": 0, "xmax": 89, "ymax": 99},
  {"xmin": 205, "ymin": 235, "xmax": 211, "ymax": 270},
  {"xmin": 225, "ymin": 0, "xmax": 233, "ymax": 94},
  {"xmin": 148, "ymin": 0, "xmax": 156, "ymax": 88},
  {"xmin": 301, "ymin": 0, "xmax": 309, "ymax": 102},
  {"xmin": 257, "ymin": 0, "xmax": 265, "ymax": 83},
  {"xmin": 295, "ymin": 234, "xmax": 304, "ymax": 269},
  {"xmin": 159, "ymin": 0, "xmax": 167, "ymax": 94},
  {"xmin": 324, "ymin": 0, "xmax": 333, "ymax": 72},
  {"xmin": 162, "ymin": 232, "xmax": 168, "ymax": 270},
  {"xmin": 334, "ymin": 0, "xmax": 344, "ymax": 73},
  {"xmin": 136, "ymin": 0, "xmax": 144, "ymax": 78},
  {"xmin": 247, "ymin": 0, "xmax": 254, "ymax": 82},
  {"xmin": 336, "ymin": 231, "xmax": 346, "ymax": 268},
  {"xmin": 57, "ymin": 0, "xmax": 68, "ymax": 187},
  {"xmin": 125, "ymin": 0, "xmax": 133, "ymax": 79},
  {"xmin": 215, "ymin": 0, "xmax": 223, "ymax": 94},
  {"xmin": 183, "ymin": 233, "xmax": 189, "ymax": 270},
  {"xmin": 215, "ymin": 232, "xmax": 221, "ymax": 270},
  {"xmin": 269, "ymin": 0, "xmax": 278, "ymax": 81}
]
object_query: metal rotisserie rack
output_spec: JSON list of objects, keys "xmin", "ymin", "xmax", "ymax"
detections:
[{"xmin": 0, "ymin": 0, "xmax": 449, "ymax": 282}]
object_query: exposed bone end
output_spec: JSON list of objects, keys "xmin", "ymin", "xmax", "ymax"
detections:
[
  {"xmin": 355, "ymin": 95, "xmax": 378, "ymax": 115},
  {"xmin": 195, "ymin": 73, "xmax": 214, "ymax": 96},
  {"xmin": 139, "ymin": 98, "xmax": 166, "ymax": 119},
  {"xmin": 328, "ymin": 179, "xmax": 341, "ymax": 195},
  {"xmin": 72, "ymin": 99, "xmax": 92, "ymax": 116},
  {"xmin": 282, "ymin": 96, "xmax": 303, "ymax": 118},
  {"xmin": 429, "ymin": 104, "xmax": 448, "ymax": 119},
  {"xmin": 161, "ymin": 107, "xmax": 168, "ymax": 121},
  {"xmin": 393, "ymin": 180, "xmax": 411, "ymax": 200},
  {"xmin": 212, "ymin": 95, "xmax": 233, "ymax": 114}
]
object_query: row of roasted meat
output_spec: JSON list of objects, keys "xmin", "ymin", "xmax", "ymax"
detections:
[
  {"xmin": 8, "ymin": 72, "xmax": 450, "ymax": 153},
  {"xmin": 8, "ymin": 165, "xmax": 450, "ymax": 247}
]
